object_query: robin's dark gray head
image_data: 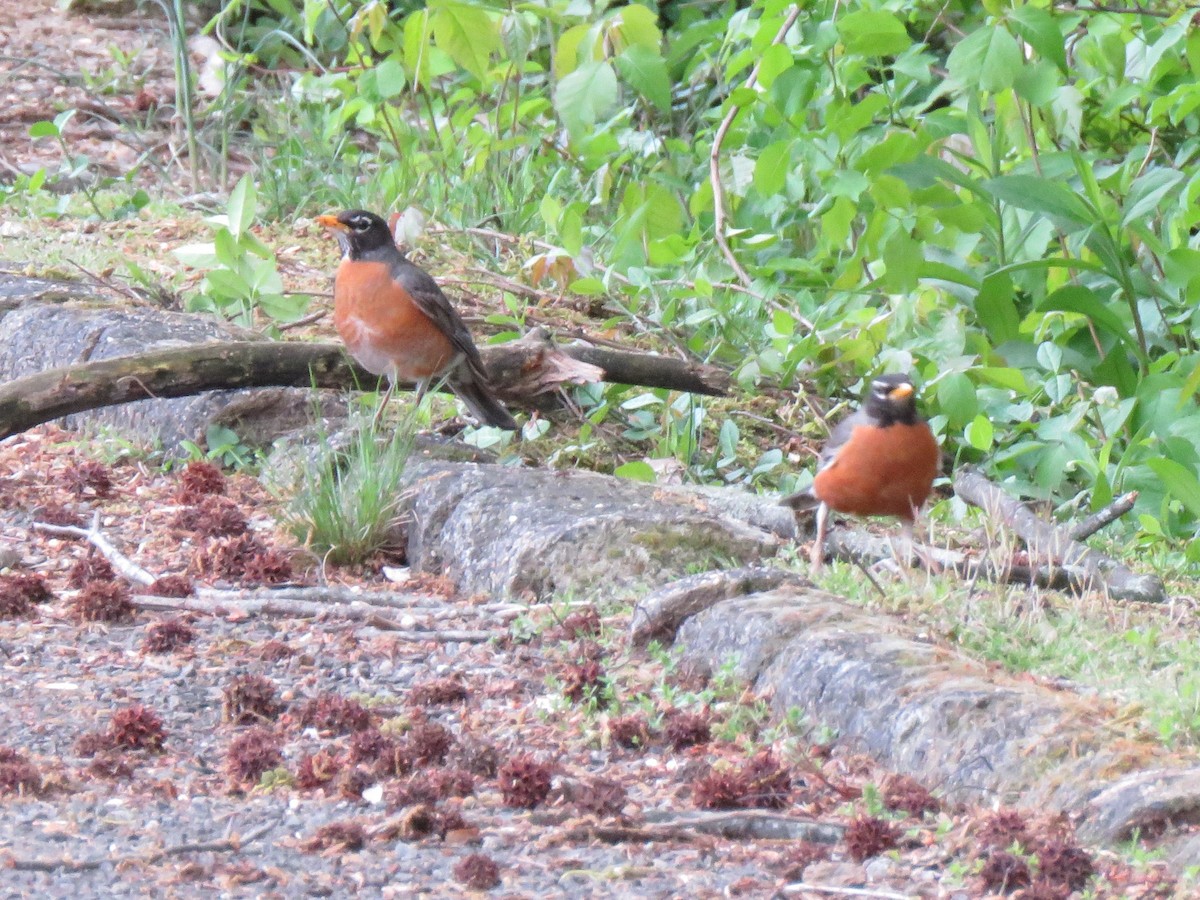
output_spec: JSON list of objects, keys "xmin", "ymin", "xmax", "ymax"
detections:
[
  {"xmin": 315, "ymin": 209, "xmax": 395, "ymax": 259},
  {"xmin": 862, "ymin": 373, "xmax": 921, "ymax": 426}
]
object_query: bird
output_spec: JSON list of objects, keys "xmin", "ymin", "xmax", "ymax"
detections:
[
  {"xmin": 315, "ymin": 209, "xmax": 518, "ymax": 430},
  {"xmin": 781, "ymin": 373, "xmax": 940, "ymax": 571}
]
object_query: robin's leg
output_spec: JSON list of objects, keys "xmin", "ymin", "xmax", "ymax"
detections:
[
  {"xmin": 810, "ymin": 502, "xmax": 830, "ymax": 571},
  {"xmin": 371, "ymin": 379, "xmax": 396, "ymax": 430}
]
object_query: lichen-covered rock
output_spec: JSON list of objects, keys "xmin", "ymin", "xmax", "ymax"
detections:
[
  {"xmin": 667, "ymin": 583, "xmax": 1200, "ymax": 859},
  {"xmin": 402, "ymin": 461, "xmax": 781, "ymax": 602}
]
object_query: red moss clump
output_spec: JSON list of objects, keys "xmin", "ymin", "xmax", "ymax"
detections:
[
  {"xmin": 64, "ymin": 460, "xmax": 114, "ymax": 498},
  {"xmin": 222, "ymin": 675, "xmax": 284, "ymax": 725},
  {"xmin": 564, "ymin": 776, "xmax": 626, "ymax": 816},
  {"xmin": 75, "ymin": 730, "xmax": 113, "ymax": 757},
  {"xmin": 386, "ymin": 776, "xmax": 442, "ymax": 808},
  {"xmin": 740, "ymin": 752, "xmax": 792, "ymax": 809},
  {"xmin": 36, "ymin": 503, "xmax": 83, "ymax": 526},
  {"xmin": 453, "ymin": 739, "xmax": 500, "ymax": 778},
  {"xmin": 561, "ymin": 660, "xmax": 607, "ymax": 705},
  {"xmin": 607, "ymin": 714, "xmax": 652, "ymax": 749},
  {"xmin": 664, "ymin": 709, "xmax": 712, "ymax": 749},
  {"xmin": 453, "ymin": 853, "xmax": 500, "ymax": 890},
  {"xmin": 1035, "ymin": 840, "xmax": 1095, "ymax": 893},
  {"xmin": 549, "ymin": 607, "xmax": 602, "ymax": 640},
  {"xmin": 405, "ymin": 719, "xmax": 454, "ymax": 765},
  {"xmin": 428, "ymin": 767, "xmax": 476, "ymax": 799},
  {"xmin": 300, "ymin": 820, "xmax": 367, "ymax": 853},
  {"xmin": 299, "ymin": 694, "xmax": 372, "ymax": 735},
  {"xmin": 0, "ymin": 573, "xmax": 52, "ymax": 618},
  {"xmin": 142, "ymin": 618, "xmax": 196, "ymax": 653},
  {"xmin": 844, "ymin": 815, "xmax": 901, "ymax": 862},
  {"xmin": 348, "ymin": 728, "xmax": 392, "ymax": 764},
  {"xmin": 497, "ymin": 754, "xmax": 553, "ymax": 809},
  {"xmin": 177, "ymin": 460, "xmax": 226, "ymax": 500},
  {"xmin": 109, "ymin": 704, "xmax": 167, "ymax": 751},
  {"xmin": 145, "ymin": 574, "xmax": 193, "ymax": 598},
  {"xmin": 295, "ymin": 749, "xmax": 342, "ymax": 790},
  {"xmin": 408, "ymin": 677, "xmax": 468, "ymax": 706},
  {"xmin": 0, "ymin": 747, "xmax": 42, "ymax": 796},
  {"xmin": 692, "ymin": 765, "xmax": 750, "ymax": 810},
  {"xmin": 335, "ymin": 766, "xmax": 374, "ymax": 801},
  {"xmin": 86, "ymin": 753, "xmax": 136, "ymax": 780},
  {"xmin": 978, "ymin": 809, "xmax": 1031, "ymax": 849},
  {"xmin": 71, "ymin": 581, "xmax": 135, "ymax": 623},
  {"xmin": 225, "ymin": 728, "xmax": 283, "ymax": 785},
  {"xmin": 67, "ymin": 553, "xmax": 116, "ymax": 587},
  {"xmin": 776, "ymin": 842, "xmax": 833, "ymax": 880},
  {"xmin": 882, "ymin": 774, "xmax": 940, "ymax": 818},
  {"xmin": 980, "ymin": 850, "xmax": 1032, "ymax": 893},
  {"xmin": 191, "ymin": 534, "xmax": 292, "ymax": 585},
  {"xmin": 173, "ymin": 495, "xmax": 248, "ymax": 537},
  {"xmin": 375, "ymin": 741, "xmax": 417, "ymax": 779},
  {"xmin": 256, "ymin": 639, "xmax": 294, "ymax": 661}
]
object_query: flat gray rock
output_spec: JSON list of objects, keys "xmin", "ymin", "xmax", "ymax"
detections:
[{"xmin": 403, "ymin": 460, "xmax": 782, "ymax": 602}]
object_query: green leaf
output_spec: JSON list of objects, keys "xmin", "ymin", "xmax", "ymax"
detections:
[
  {"xmin": 937, "ymin": 372, "xmax": 978, "ymax": 429},
  {"xmin": 1038, "ymin": 285, "xmax": 1135, "ymax": 349},
  {"xmin": 1121, "ymin": 168, "xmax": 1184, "ymax": 226},
  {"xmin": 431, "ymin": 0, "xmax": 498, "ymax": 81},
  {"xmin": 614, "ymin": 45, "xmax": 671, "ymax": 112},
  {"xmin": 1148, "ymin": 458, "xmax": 1200, "ymax": 519},
  {"xmin": 555, "ymin": 61, "xmax": 619, "ymax": 138},
  {"xmin": 981, "ymin": 174, "xmax": 1093, "ymax": 229},
  {"xmin": 974, "ymin": 272, "xmax": 1020, "ymax": 343},
  {"xmin": 375, "ymin": 57, "xmax": 407, "ymax": 98},
  {"xmin": 614, "ymin": 460, "xmax": 657, "ymax": 483},
  {"xmin": 965, "ymin": 414, "xmax": 994, "ymax": 452},
  {"xmin": 836, "ymin": 10, "xmax": 911, "ymax": 57},
  {"xmin": 947, "ymin": 25, "xmax": 1022, "ymax": 92},
  {"xmin": 28, "ymin": 120, "xmax": 59, "ymax": 138},
  {"xmin": 755, "ymin": 43, "xmax": 794, "ymax": 90},
  {"xmin": 402, "ymin": 9, "xmax": 434, "ymax": 88},
  {"xmin": 226, "ymin": 175, "xmax": 256, "ymax": 240},
  {"xmin": 173, "ymin": 242, "xmax": 218, "ymax": 268},
  {"xmin": 608, "ymin": 3, "xmax": 661, "ymax": 53},
  {"xmin": 1007, "ymin": 6, "xmax": 1067, "ymax": 73},
  {"xmin": 754, "ymin": 140, "xmax": 791, "ymax": 197}
]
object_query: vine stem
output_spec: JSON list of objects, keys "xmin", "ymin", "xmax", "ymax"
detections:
[{"xmin": 708, "ymin": 5, "xmax": 802, "ymax": 288}]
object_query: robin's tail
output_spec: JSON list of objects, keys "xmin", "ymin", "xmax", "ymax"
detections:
[
  {"xmin": 449, "ymin": 373, "xmax": 519, "ymax": 430},
  {"xmin": 780, "ymin": 488, "xmax": 820, "ymax": 514}
]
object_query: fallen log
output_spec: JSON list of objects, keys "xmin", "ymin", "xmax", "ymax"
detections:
[{"xmin": 0, "ymin": 329, "xmax": 730, "ymax": 441}]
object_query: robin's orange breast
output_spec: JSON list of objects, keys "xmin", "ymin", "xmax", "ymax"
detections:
[
  {"xmin": 332, "ymin": 259, "xmax": 456, "ymax": 381},
  {"xmin": 813, "ymin": 422, "xmax": 939, "ymax": 520}
]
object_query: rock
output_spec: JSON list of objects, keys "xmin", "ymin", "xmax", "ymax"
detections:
[
  {"xmin": 662, "ymin": 581, "xmax": 1200, "ymax": 862},
  {"xmin": 0, "ymin": 299, "xmax": 333, "ymax": 451},
  {"xmin": 402, "ymin": 461, "xmax": 781, "ymax": 602}
]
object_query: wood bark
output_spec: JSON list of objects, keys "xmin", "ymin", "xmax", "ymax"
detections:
[
  {"xmin": 952, "ymin": 466, "xmax": 1166, "ymax": 603},
  {"xmin": 0, "ymin": 330, "xmax": 729, "ymax": 441}
]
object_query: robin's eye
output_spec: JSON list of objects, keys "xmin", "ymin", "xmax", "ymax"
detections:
[{"xmin": 351, "ymin": 218, "xmax": 370, "ymax": 231}]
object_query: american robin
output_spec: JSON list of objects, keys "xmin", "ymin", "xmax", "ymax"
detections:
[
  {"xmin": 315, "ymin": 209, "xmax": 518, "ymax": 430},
  {"xmin": 781, "ymin": 373, "xmax": 940, "ymax": 570}
]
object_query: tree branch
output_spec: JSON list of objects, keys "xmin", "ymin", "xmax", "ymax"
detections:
[
  {"xmin": 0, "ymin": 331, "xmax": 730, "ymax": 441},
  {"xmin": 708, "ymin": 5, "xmax": 802, "ymax": 287}
]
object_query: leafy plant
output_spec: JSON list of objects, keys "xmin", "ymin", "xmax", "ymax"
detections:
[
  {"xmin": 283, "ymin": 406, "xmax": 417, "ymax": 567},
  {"xmin": 175, "ymin": 174, "xmax": 309, "ymax": 327}
]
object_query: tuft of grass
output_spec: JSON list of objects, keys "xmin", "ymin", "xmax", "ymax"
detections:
[{"xmin": 284, "ymin": 404, "xmax": 417, "ymax": 567}]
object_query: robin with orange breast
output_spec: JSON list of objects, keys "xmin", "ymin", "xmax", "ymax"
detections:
[
  {"xmin": 315, "ymin": 210, "xmax": 518, "ymax": 430},
  {"xmin": 782, "ymin": 373, "xmax": 940, "ymax": 570}
]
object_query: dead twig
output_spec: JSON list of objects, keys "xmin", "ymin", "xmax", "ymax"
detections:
[
  {"xmin": 709, "ymin": 5, "xmax": 802, "ymax": 287},
  {"xmin": 6, "ymin": 819, "xmax": 276, "ymax": 873},
  {"xmin": 33, "ymin": 512, "xmax": 155, "ymax": 585},
  {"xmin": 777, "ymin": 884, "xmax": 917, "ymax": 899},
  {"xmin": 1069, "ymin": 491, "xmax": 1138, "ymax": 541}
]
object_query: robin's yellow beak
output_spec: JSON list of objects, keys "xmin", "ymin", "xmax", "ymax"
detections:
[
  {"xmin": 315, "ymin": 214, "xmax": 347, "ymax": 231},
  {"xmin": 888, "ymin": 383, "xmax": 914, "ymax": 401}
]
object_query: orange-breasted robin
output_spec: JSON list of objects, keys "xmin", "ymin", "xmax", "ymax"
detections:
[
  {"xmin": 316, "ymin": 209, "xmax": 518, "ymax": 430},
  {"xmin": 781, "ymin": 373, "xmax": 940, "ymax": 570}
]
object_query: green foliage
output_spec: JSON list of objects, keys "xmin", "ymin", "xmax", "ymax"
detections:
[
  {"xmin": 284, "ymin": 406, "xmax": 417, "ymax": 566},
  {"xmin": 175, "ymin": 175, "xmax": 310, "ymax": 326}
]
